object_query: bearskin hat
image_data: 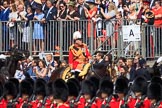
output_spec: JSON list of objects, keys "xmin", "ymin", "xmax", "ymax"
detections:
[
  {"xmin": 8, "ymin": 78, "xmax": 19, "ymax": 93},
  {"xmin": 131, "ymin": 76, "xmax": 148, "ymax": 95},
  {"xmin": 47, "ymin": 81, "xmax": 53, "ymax": 96},
  {"xmin": 67, "ymin": 78, "xmax": 81, "ymax": 91},
  {"xmin": 20, "ymin": 79, "xmax": 33, "ymax": 96},
  {"xmin": 88, "ymin": 76, "xmax": 100, "ymax": 90},
  {"xmin": 0, "ymin": 82, "xmax": 3, "ymax": 97},
  {"xmin": 147, "ymin": 83, "xmax": 162, "ymax": 101},
  {"xmin": 34, "ymin": 78, "xmax": 47, "ymax": 97},
  {"xmin": 81, "ymin": 80, "xmax": 97, "ymax": 97},
  {"xmin": 52, "ymin": 79, "xmax": 69, "ymax": 102},
  {"xmin": 4, "ymin": 81, "xmax": 18, "ymax": 98},
  {"xmin": 67, "ymin": 79, "xmax": 80, "ymax": 97},
  {"xmin": 25, "ymin": 78, "xmax": 34, "ymax": 87},
  {"xmin": 115, "ymin": 76, "xmax": 129, "ymax": 94},
  {"xmin": 151, "ymin": 76, "xmax": 162, "ymax": 85},
  {"xmin": 99, "ymin": 79, "xmax": 113, "ymax": 95}
]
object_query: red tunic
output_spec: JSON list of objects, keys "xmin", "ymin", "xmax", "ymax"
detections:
[
  {"xmin": 77, "ymin": 97, "xmax": 97, "ymax": 108},
  {"xmin": 44, "ymin": 98, "xmax": 52, "ymax": 108},
  {"xmin": 127, "ymin": 97, "xmax": 151, "ymax": 108},
  {"xmin": 95, "ymin": 97, "xmax": 117, "ymax": 108},
  {"xmin": 15, "ymin": 98, "xmax": 26, "ymax": 108},
  {"xmin": 31, "ymin": 99, "xmax": 43, "ymax": 108},
  {"xmin": 69, "ymin": 44, "xmax": 91, "ymax": 71},
  {"xmin": 0, "ymin": 99, "xmax": 7, "ymax": 108},
  {"xmin": 51, "ymin": 103, "xmax": 70, "ymax": 108},
  {"xmin": 158, "ymin": 102, "xmax": 162, "ymax": 108}
]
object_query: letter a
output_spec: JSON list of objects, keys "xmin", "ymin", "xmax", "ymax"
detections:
[{"xmin": 129, "ymin": 29, "xmax": 134, "ymax": 37}]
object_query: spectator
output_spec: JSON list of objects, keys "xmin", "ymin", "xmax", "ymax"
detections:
[
  {"xmin": 41, "ymin": 0, "xmax": 48, "ymax": 13},
  {"xmin": 117, "ymin": 0, "xmax": 124, "ymax": 16},
  {"xmin": 152, "ymin": 0, "xmax": 162, "ymax": 26},
  {"xmin": 104, "ymin": 53, "xmax": 112, "ymax": 66},
  {"xmin": 16, "ymin": 4, "xmax": 26, "ymax": 48},
  {"xmin": 8, "ymin": 4, "xmax": 18, "ymax": 48},
  {"xmin": 117, "ymin": 57, "xmax": 126, "ymax": 70},
  {"xmin": 66, "ymin": 1, "xmax": 80, "ymax": 21},
  {"xmin": 77, "ymin": 0, "xmax": 89, "ymax": 20},
  {"xmin": 14, "ymin": 60, "xmax": 26, "ymax": 81},
  {"xmin": 141, "ymin": 0, "xmax": 154, "ymax": 57},
  {"xmin": 33, "ymin": 5, "xmax": 45, "ymax": 54},
  {"xmin": 27, "ymin": 59, "xmax": 38, "ymax": 80},
  {"xmin": 60, "ymin": 60, "xmax": 68, "ymax": 68},
  {"xmin": 0, "ymin": 0, "xmax": 10, "ymax": 50},
  {"xmin": 66, "ymin": 1, "xmax": 80, "ymax": 47},
  {"xmin": 0, "ymin": 0, "xmax": 10, "ymax": 21},
  {"xmin": 152, "ymin": 0, "xmax": 162, "ymax": 53},
  {"xmin": 15, "ymin": 0, "xmax": 25, "ymax": 9},
  {"xmin": 42, "ymin": 0, "xmax": 57, "ymax": 51},
  {"xmin": 21, "ymin": 6, "xmax": 34, "ymax": 50},
  {"xmin": 100, "ymin": 2, "xmax": 117, "ymax": 37},
  {"xmin": 127, "ymin": 4, "xmax": 137, "ymax": 24},
  {"xmin": 34, "ymin": 59, "xmax": 48, "ymax": 80},
  {"xmin": 84, "ymin": 0, "xmax": 97, "ymax": 38},
  {"xmin": 118, "ymin": 65, "xmax": 130, "ymax": 80},
  {"xmin": 45, "ymin": 53, "xmax": 56, "ymax": 77},
  {"xmin": 77, "ymin": 0, "xmax": 90, "ymax": 42},
  {"xmin": 57, "ymin": 1, "xmax": 67, "ymax": 20},
  {"xmin": 17, "ymin": 4, "xmax": 26, "ymax": 21}
]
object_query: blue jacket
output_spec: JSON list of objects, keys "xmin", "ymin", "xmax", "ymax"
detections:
[{"xmin": 0, "ymin": 8, "xmax": 10, "ymax": 21}]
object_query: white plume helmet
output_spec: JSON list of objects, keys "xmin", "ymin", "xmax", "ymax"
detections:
[
  {"xmin": 73, "ymin": 31, "xmax": 82, "ymax": 40},
  {"xmin": 0, "ymin": 54, "xmax": 7, "ymax": 59}
]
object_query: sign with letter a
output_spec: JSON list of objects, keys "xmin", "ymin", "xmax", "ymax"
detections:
[{"xmin": 122, "ymin": 25, "xmax": 141, "ymax": 42}]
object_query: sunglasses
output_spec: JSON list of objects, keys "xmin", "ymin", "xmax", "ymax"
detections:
[{"xmin": 60, "ymin": 5, "xmax": 64, "ymax": 8}]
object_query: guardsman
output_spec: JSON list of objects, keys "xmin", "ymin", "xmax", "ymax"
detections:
[
  {"xmin": 66, "ymin": 78, "xmax": 80, "ymax": 108},
  {"xmin": 45, "ymin": 81, "xmax": 54, "ymax": 108},
  {"xmin": 96, "ymin": 78, "xmax": 115, "ymax": 108},
  {"xmin": 147, "ymin": 82, "xmax": 162, "ymax": 108},
  {"xmin": 0, "ymin": 81, "xmax": 18, "ymax": 108},
  {"xmin": 16, "ymin": 79, "xmax": 33, "ymax": 108},
  {"xmin": 52, "ymin": 79, "xmax": 70, "ymax": 108},
  {"xmin": 114, "ymin": 76, "xmax": 129, "ymax": 108},
  {"xmin": 128, "ymin": 76, "xmax": 151, "ymax": 108},
  {"xmin": 77, "ymin": 79, "xmax": 97, "ymax": 108},
  {"xmin": 31, "ymin": 78, "xmax": 47, "ymax": 108},
  {"xmin": 69, "ymin": 31, "xmax": 91, "ymax": 78}
]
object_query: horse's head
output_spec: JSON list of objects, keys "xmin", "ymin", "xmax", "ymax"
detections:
[{"xmin": 0, "ymin": 66, "xmax": 10, "ymax": 80}]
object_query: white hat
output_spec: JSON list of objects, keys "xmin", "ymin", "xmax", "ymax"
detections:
[
  {"xmin": 0, "ymin": 54, "xmax": 7, "ymax": 59},
  {"xmin": 73, "ymin": 31, "xmax": 82, "ymax": 40},
  {"xmin": 28, "ymin": 56, "xmax": 33, "ymax": 61},
  {"xmin": 34, "ymin": 0, "xmax": 42, "ymax": 4}
]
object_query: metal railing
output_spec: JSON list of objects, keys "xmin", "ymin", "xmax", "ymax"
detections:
[{"xmin": 0, "ymin": 19, "xmax": 162, "ymax": 59}]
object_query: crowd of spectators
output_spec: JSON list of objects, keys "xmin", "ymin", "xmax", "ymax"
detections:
[
  {"xmin": 12, "ymin": 51, "xmax": 162, "ymax": 83},
  {"xmin": 0, "ymin": 0, "xmax": 162, "ymax": 54}
]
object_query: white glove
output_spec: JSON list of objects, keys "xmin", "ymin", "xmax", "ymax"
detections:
[
  {"xmin": 141, "ymin": 15, "xmax": 146, "ymax": 20},
  {"xmin": 89, "ymin": 59, "xmax": 93, "ymax": 64},
  {"xmin": 70, "ymin": 70, "xmax": 75, "ymax": 73},
  {"xmin": 157, "ymin": 57, "xmax": 162, "ymax": 63}
]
